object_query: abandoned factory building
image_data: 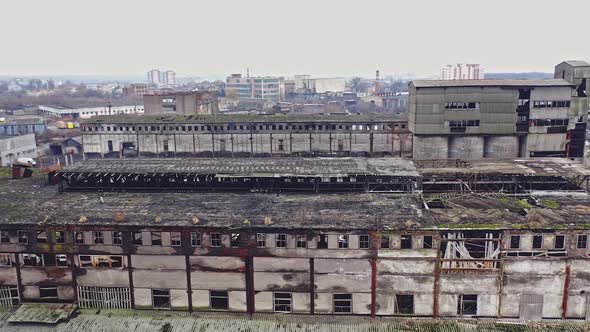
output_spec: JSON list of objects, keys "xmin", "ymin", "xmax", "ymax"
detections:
[
  {"xmin": 1, "ymin": 157, "xmax": 590, "ymax": 321},
  {"xmin": 79, "ymin": 113, "xmax": 412, "ymax": 158}
]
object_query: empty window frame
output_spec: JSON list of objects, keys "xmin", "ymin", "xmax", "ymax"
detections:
[
  {"xmin": 39, "ymin": 287, "xmax": 58, "ymax": 299},
  {"xmin": 112, "ymin": 231, "xmax": 123, "ymax": 245},
  {"xmin": 17, "ymin": 231, "xmax": 27, "ymax": 244},
  {"xmin": 554, "ymin": 235, "xmax": 565, "ymax": 249},
  {"xmin": 36, "ymin": 230, "xmax": 48, "ymax": 243},
  {"xmin": 191, "ymin": 232, "xmax": 201, "ymax": 247},
  {"xmin": 276, "ymin": 234, "xmax": 287, "ymax": 248},
  {"xmin": 210, "ymin": 233, "xmax": 222, "ymax": 247},
  {"xmin": 296, "ymin": 235, "xmax": 307, "ymax": 248},
  {"xmin": 532, "ymin": 235, "xmax": 543, "ymax": 249},
  {"xmin": 395, "ymin": 294, "xmax": 414, "ymax": 315},
  {"xmin": 230, "ymin": 233, "xmax": 240, "ymax": 248},
  {"xmin": 401, "ymin": 235, "xmax": 412, "ymax": 249},
  {"xmin": 273, "ymin": 292, "xmax": 292, "ymax": 312},
  {"xmin": 444, "ymin": 102, "xmax": 480, "ymax": 110},
  {"xmin": 23, "ymin": 254, "xmax": 67, "ymax": 267},
  {"xmin": 577, "ymin": 234, "xmax": 588, "ymax": 249},
  {"xmin": 152, "ymin": 289, "xmax": 170, "ymax": 309},
  {"xmin": 171, "ymin": 232, "xmax": 181, "ymax": 246},
  {"xmin": 54, "ymin": 231, "xmax": 65, "ymax": 244},
  {"xmin": 74, "ymin": 231, "xmax": 84, "ymax": 244},
  {"xmin": 210, "ymin": 290, "xmax": 229, "ymax": 310},
  {"xmin": 0, "ymin": 254, "xmax": 12, "ymax": 266},
  {"xmin": 333, "ymin": 294, "xmax": 352, "ymax": 313},
  {"xmin": 0, "ymin": 286, "xmax": 19, "ymax": 306},
  {"xmin": 458, "ymin": 294, "xmax": 477, "ymax": 316},
  {"xmin": 79, "ymin": 255, "xmax": 123, "ymax": 268},
  {"xmin": 317, "ymin": 234, "xmax": 328, "ymax": 249},
  {"xmin": 423, "ymin": 235, "xmax": 433, "ymax": 249},
  {"xmin": 257, "ymin": 233, "xmax": 266, "ymax": 248},
  {"xmin": 448, "ymin": 120, "xmax": 480, "ymax": 128},
  {"xmin": 0, "ymin": 231, "xmax": 8, "ymax": 243},
  {"xmin": 338, "ymin": 235, "xmax": 349, "ymax": 249},
  {"xmin": 532, "ymin": 100, "xmax": 571, "ymax": 108},
  {"xmin": 381, "ymin": 235, "xmax": 391, "ymax": 249},
  {"xmin": 132, "ymin": 232, "xmax": 143, "ymax": 245},
  {"xmin": 93, "ymin": 231, "xmax": 104, "ymax": 244},
  {"xmin": 510, "ymin": 235, "xmax": 521, "ymax": 249},
  {"xmin": 359, "ymin": 235, "xmax": 370, "ymax": 249},
  {"xmin": 151, "ymin": 232, "xmax": 162, "ymax": 246}
]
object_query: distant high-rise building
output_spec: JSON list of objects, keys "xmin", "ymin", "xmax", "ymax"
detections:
[
  {"xmin": 147, "ymin": 69, "xmax": 176, "ymax": 86},
  {"xmin": 225, "ymin": 74, "xmax": 284, "ymax": 101},
  {"xmin": 440, "ymin": 64, "xmax": 485, "ymax": 80}
]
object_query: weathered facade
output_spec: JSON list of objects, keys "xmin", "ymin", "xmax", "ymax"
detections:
[
  {"xmin": 79, "ymin": 114, "xmax": 412, "ymax": 158},
  {"xmin": 143, "ymin": 91, "xmax": 219, "ymax": 116},
  {"xmin": 409, "ymin": 79, "xmax": 581, "ymax": 160},
  {"xmin": 1, "ymin": 158, "xmax": 590, "ymax": 320}
]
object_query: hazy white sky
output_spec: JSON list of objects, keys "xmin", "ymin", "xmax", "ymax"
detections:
[{"xmin": 1, "ymin": 0, "xmax": 588, "ymax": 78}]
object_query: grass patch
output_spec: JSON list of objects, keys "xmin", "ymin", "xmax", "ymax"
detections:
[
  {"xmin": 433, "ymin": 223, "xmax": 503, "ymax": 229},
  {"xmin": 539, "ymin": 198, "xmax": 561, "ymax": 209},
  {"xmin": 0, "ymin": 167, "xmax": 12, "ymax": 179}
]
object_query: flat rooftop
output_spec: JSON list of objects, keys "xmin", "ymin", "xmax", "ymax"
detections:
[
  {"xmin": 82, "ymin": 113, "xmax": 407, "ymax": 124},
  {"xmin": 411, "ymin": 79, "xmax": 574, "ymax": 88},
  {"xmin": 59, "ymin": 158, "xmax": 419, "ymax": 177}
]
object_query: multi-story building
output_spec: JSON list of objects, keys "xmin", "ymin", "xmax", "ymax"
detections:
[
  {"xmin": 79, "ymin": 113, "xmax": 411, "ymax": 158},
  {"xmin": 38, "ymin": 105, "xmax": 144, "ymax": 120},
  {"xmin": 225, "ymin": 74, "xmax": 284, "ymax": 101},
  {"xmin": 147, "ymin": 69, "xmax": 176, "ymax": 86},
  {"xmin": 409, "ymin": 77, "xmax": 584, "ymax": 159},
  {"xmin": 125, "ymin": 83, "xmax": 148, "ymax": 96},
  {"xmin": 147, "ymin": 69, "xmax": 161, "ymax": 86},
  {"xmin": 440, "ymin": 64, "xmax": 484, "ymax": 80},
  {"xmin": 2, "ymin": 157, "xmax": 590, "ymax": 320},
  {"xmin": 143, "ymin": 91, "xmax": 218, "ymax": 116},
  {"xmin": 163, "ymin": 70, "xmax": 176, "ymax": 86}
]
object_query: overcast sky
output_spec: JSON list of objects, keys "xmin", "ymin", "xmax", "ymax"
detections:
[{"xmin": 1, "ymin": 0, "xmax": 588, "ymax": 78}]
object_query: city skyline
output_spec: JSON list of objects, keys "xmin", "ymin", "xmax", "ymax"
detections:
[{"xmin": 1, "ymin": 0, "xmax": 588, "ymax": 78}]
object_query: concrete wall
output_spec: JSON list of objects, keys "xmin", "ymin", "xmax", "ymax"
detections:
[{"xmin": 0, "ymin": 134, "xmax": 37, "ymax": 166}]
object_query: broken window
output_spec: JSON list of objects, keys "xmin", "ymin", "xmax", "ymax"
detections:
[
  {"xmin": 296, "ymin": 236, "xmax": 307, "ymax": 248},
  {"xmin": 276, "ymin": 234, "xmax": 287, "ymax": 248},
  {"xmin": 555, "ymin": 235, "xmax": 565, "ymax": 249},
  {"xmin": 333, "ymin": 294, "xmax": 352, "ymax": 313},
  {"xmin": 23, "ymin": 254, "xmax": 42, "ymax": 266},
  {"xmin": 162, "ymin": 140, "xmax": 169, "ymax": 152},
  {"xmin": 395, "ymin": 294, "xmax": 414, "ymax": 314},
  {"xmin": 381, "ymin": 235, "xmax": 391, "ymax": 249},
  {"xmin": 401, "ymin": 235, "xmax": 412, "ymax": 249},
  {"xmin": 133, "ymin": 232, "xmax": 143, "ymax": 245},
  {"xmin": 577, "ymin": 235, "xmax": 588, "ymax": 249},
  {"xmin": 532, "ymin": 235, "xmax": 543, "ymax": 249},
  {"xmin": 210, "ymin": 233, "xmax": 221, "ymax": 247},
  {"xmin": 113, "ymin": 231, "xmax": 123, "ymax": 245},
  {"xmin": 151, "ymin": 232, "xmax": 162, "ymax": 246},
  {"xmin": 423, "ymin": 235, "xmax": 433, "ymax": 249},
  {"xmin": 338, "ymin": 235, "xmax": 349, "ymax": 249},
  {"xmin": 36, "ymin": 230, "xmax": 47, "ymax": 243},
  {"xmin": 0, "ymin": 286, "xmax": 19, "ymax": 306},
  {"xmin": 273, "ymin": 292, "xmax": 292, "ymax": 312},
  {"xmin": 23, "ymin": 254, "xmax": 67, "ymax": 267},
  {"xmin": 337, "ymin": 139, "xmax": 344, "ymax": 151},
  {"xmin": 458, "ymin": 294, "xmax": 477, "ymax": 316},
  {"xmin": 55, "ymin": 231, "xmax": 65, "ymax": 244},
  {"xmin": 510, "ymin": 235, "xmax": 521, "ymax": 249},
  {"xmin": 0, "ymin": 254, "xmax": 12, "ymax": 266},
  {"xmin": 171, "ymin": 232, "xmax": 181, "ymax": 246},
  {"xmin": 359, "ymin": 235, "xmax": 370, "ymax": 249},
  {"xmin": 79, "ymin": 255, "xmax": 123, "ymax": 269},
  {"xmin": 93, "ymin": 231, "xmax": 104, "ymax": 244},
  {"xmin": 317, "ymin": 234, "xmax": 328, "ymax": 249},
  {"xmin": 151, "ymin": 289, "xmax": 170, "ymax": 309},
  {"xmin": 17, "ymin": 231, "xmax": 27, "ymax": 244},
  {"xmin": 256, "ymin": 233, "xmax": 266, "ymax": 248},
  {"xmin": 191, "ymin": 232, "xmax": 201, "ymax": 247},
  {"xmin": 0, "ymin": 231, "xmax": 8, "ymax": 243},
  {"xmin": 39, "ymin": 287, "xmax": 58, "ymax": 299},
  {"xmin": 441, "ymin": 232, "xmax": 501, "ymax": 270},
  {"xmin": 278, "ymin": 139, "xmax": 284, "ymax": 152},
  {"xmin": 210, "ymin": 290, "xmax": 229, "ymax": 310},
  {"xmin": 230, "ymin": 233, "xmax": 240, "ymax": 248},
  {"xmin": 74, "ymin": 231, "xmax": 84, "ymax": 244}
]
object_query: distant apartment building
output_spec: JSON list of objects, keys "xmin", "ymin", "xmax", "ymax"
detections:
[
  {"xmin": 147, "ymin": 69, "xmax": 176, "ymax": 86},
  {"xmin": 38, "ymin": 105, "xmax": 144, "ymax": 120},
  {"xmin": 125, "ymin": 84, "xmax": 148, "ymax": 96},
  {"xmin": 409, "ymin": 69, "xmax": 587, "ymax": 159},
  {"xmin": 291, "ymin": 75, "xmax": 346, "ymax": 94},
  {"xmin": 225, "ymin": 74, "xmax": 284, "ymax": 101},
  {"xmin": 143, "ymin": 91, "xmax": 218, "ymax": 115},
  {"xmin": 440, "ymin": 64, "xmax": 484, "ymax": 80}
]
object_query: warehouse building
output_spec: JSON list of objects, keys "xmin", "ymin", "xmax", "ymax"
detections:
[
  {"xmin": 1, "ymin": 158, "xmax": 590, "ymax": 320},
  {"xmin": 79, "ymin": 114, "xmax": 412, "ymax": 158}
]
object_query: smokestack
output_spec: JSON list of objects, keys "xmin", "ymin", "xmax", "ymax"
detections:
[
  {"xmin": 376, "ymin": 70, "xmax": 380, "ymax": 81},
  {"xmin": 375, "ymin": 70, "xmax": 381, "ymax": 94}
]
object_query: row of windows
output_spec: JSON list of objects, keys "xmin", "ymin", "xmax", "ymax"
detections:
[
  {"xmin": 81, "ymin": 108, "xmax": 143, "ymax": 116},
  {"xmin": 509, "ymin": 234, "xmax": 589, "ymax": 250},
  {"xmin": 532, "ymin": 100, "xmax": 571, "ymax": 108},
  {"xmin": 448, "ymin": 120, "xmax": 480, "ymax": 128},
  {"xmin": 444, "ymin": 102, "xmax": 480, "ymax": 110},
  {"xmin": 529, "ymin": 119, "xmax": 569, "ymax": 127},
  {"xmin": 83, "ymin": 123, "xmax": 406, "ymax": 133}
]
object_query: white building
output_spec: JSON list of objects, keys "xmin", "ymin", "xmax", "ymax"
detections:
[
  {"xmin": 148, "ymin": 69, "xmax": 176, "ymax": 86},
  {"xmin": 440, "ymin": 64, "xmax": 485, "ymax": 80},
  {"xmin": 147, "ymin": 69, "xmax": 161, "ymax": 85},
  {"xmin": 0, "ymin": 134, "xmax": 37, "ymax": 166},
  {"xmin": 39, "ymin": 105, "xmax": 144, "ymax": 120}
]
